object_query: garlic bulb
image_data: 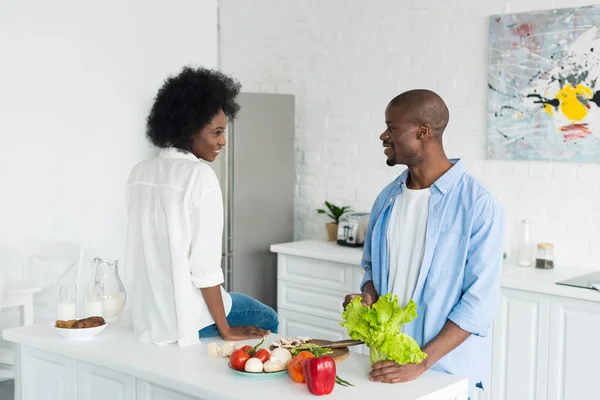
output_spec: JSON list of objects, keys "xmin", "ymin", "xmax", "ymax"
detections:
[
  {"xmin": 207, "ymin": 342, "xmax": 219, "ymax": 359},
  {"xmin": 219, "ymin": 342, "xmax": 237, "ymax": 357},
  {"xmin": 234, "ymin": 343, "xmax": 245, "ymax": 351}
]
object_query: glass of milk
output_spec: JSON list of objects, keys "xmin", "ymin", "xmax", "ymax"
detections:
[
  {"xmin": 85, "ymin": 282, "xmax": 104, "ymax": 317},
  {"xmin": 56, "ymin": 282, "xmax": 77, "ymax": 320}
]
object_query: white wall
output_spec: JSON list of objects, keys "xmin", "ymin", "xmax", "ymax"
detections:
[
  {"xmin": 0, "ymin": 0, "xmax": 218, "ymax": 322},
  {"xmin": 219, "ymin": 0, "xmax": 600, "ymax": 269}
]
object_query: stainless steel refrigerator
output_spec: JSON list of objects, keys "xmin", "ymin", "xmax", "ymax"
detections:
[{"xmin": 211, "ymin": 93, "xmax": 295, "ymax": 309}]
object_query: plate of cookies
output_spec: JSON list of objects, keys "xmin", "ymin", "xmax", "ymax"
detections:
[{"xmin": 53, "ymin": 316, "xmax": 107, "ymax": 339}]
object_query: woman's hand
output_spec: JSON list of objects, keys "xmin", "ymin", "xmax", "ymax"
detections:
[{"xmin": 220, "ymin": 326, "xmax": 270, "ymax": 341}]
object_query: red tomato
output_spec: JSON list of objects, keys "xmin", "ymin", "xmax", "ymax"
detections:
[
  {"xmin": 240, "ymin": 345, "xmax": 251, "ymax": 353},
  {"xmin": 230, "ymin": 349, "xmax": 250, "ymax": 371},
  {"xmin": 254, "ymin": 349, "xmax": 270, "ymax": 363}
]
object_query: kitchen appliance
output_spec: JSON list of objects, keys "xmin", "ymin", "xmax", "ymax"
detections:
[
  {"xmin": 556, "ymin": 271, "xmax": 600, "ymax": 291},
  {"xmin": 337, "ymin": 213, "xmax": 369, "ymax": 247},
  {"xmin": 211, "ymin": 93, "xmax": 295, "ymax": 309}
]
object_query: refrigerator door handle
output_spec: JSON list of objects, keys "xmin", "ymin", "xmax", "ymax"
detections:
[
  {"xmin": 222, "ymin": 253, "xmax": 233, "ymax": 292},
  {"xmin": 223, "ymin": 122, "xmax": 235, "ymax": 291}
]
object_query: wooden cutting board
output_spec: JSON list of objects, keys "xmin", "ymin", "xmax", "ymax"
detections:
[{"xmin": 270, "ymin": 339, "xmax": 350, "ymax": 363}]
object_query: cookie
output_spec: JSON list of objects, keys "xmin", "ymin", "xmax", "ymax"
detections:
[
  {"xmin": 72, "ymin": 316, "xmax": 106, "ymax": 329},
  {"xmin": 55, "ymin": 319, "xmax": 77, "ymax": 329}
]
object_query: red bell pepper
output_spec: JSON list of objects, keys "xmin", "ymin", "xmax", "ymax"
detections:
[{"xmin": 302, "ymin": 355, "xmax": 336, "ymax": 396}]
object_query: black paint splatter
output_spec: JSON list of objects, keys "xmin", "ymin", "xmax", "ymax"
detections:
[
  {"xmin": 488, "ymin": 83, "xmax": 518, "ymax": 98},
  {"xmin": 527, "ymin": 94, "xmax": 560, "ymax": 108},
  {"xmin": 494, "ymin": 105, "xmax": 523, "ymax": 118},
  {"xmin": 496, "ymin": 129, "xmax": 510, "ymax": 140},
  {"xmin": 528, "ymin": 70, "xmax": 542, "ymax": 84},
  {"xmin": 591, "ymin": 91, "xmax": 600, "ymax": 107}
]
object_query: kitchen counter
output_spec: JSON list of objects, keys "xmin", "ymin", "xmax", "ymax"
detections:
[
  {"xmin": 271, "ymin": 240, "xmax": 363, "ymax": 266},
  {"xmin": 3, "ymin": 323, "xmax": 468, "ymax": 400},
  {"xmin": 271, "ymin": 240, "xmax": 600, "ymax": 303},
  {"xmin": 501, "ymin": 265, "xmax": 600, "ymax": 303}
]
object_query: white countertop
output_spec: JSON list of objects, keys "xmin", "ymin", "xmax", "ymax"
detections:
[
  {"xmin": 271, "ymin": 240, "xmax": 363, "ymax": 265},
  {"xmin": 501, "ymin": 265, "xmax": 600, "ymax": 303},
  {"xmin": 3, "ymin": 323, "xmax": 467, "ymax": 400},
  {"xmin": 271, "ymin": 240, "xmax": 600, "ymax": 303}
]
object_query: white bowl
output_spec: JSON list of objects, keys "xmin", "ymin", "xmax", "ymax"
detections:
[{"xmin": 52, "ymin": 320, "xmax": 107, "ymax": 339}]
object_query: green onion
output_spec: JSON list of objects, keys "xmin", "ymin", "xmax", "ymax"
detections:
[{"xmin": 335, "ymin": 375, "xmax": 354, "ymax": 387}]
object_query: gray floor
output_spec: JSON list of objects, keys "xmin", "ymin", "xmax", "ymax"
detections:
[{"xmin": 0, "ymin": 379, "xmax": 14, "ymax": 400}]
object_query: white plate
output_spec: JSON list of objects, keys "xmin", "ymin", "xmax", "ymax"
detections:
[{"xmin": 52, "ymin": 320, "xmax": 107, "ymax": 339}]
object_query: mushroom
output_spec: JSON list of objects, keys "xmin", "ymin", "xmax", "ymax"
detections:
[
  {"xmin": 244, "ymin": 358, "xmax": 264, "ymax": 373},
  {"xmin": 264, "ymin": 360, "xmax": 286, "ymax": 372},
  {"xmin": 269, "ymin": 348, "xmax": 292, "ymax": 367}
]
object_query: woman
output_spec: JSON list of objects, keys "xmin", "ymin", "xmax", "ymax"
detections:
[{"xmin": 125, "ymin": 66, "xmax": 278, "ymax": 347}]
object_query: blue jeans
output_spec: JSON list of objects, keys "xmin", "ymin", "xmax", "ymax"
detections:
[{"xmin": 198, "ymin": 292, "xmax": 279, "ymax": 338}]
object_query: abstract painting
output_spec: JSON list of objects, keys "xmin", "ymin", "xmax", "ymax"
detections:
[{"xmin": 487, "ymin": 6, "xmax": 600, "ymax": 162}]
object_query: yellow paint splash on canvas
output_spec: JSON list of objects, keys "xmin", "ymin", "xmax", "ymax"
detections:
[{"xmin": 553, "ymin": 83, "xmax": 593, "ymax": 122}]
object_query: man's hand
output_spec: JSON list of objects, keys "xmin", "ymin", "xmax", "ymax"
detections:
[
  {"xmin": 369, "ymin": 361, "xmax": 427, "ymax": 383},
  {"xmin": 220, "ymin": 326, "xmax": 270, "ymax": 341},
  {"xmin": 343, "ymin": 280, "xmax": 379, "ymax": 309}
]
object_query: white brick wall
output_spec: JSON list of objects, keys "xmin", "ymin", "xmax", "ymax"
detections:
[{"xmin": 219, "ymin": 0, "xmax": 600, "ymax": 269}]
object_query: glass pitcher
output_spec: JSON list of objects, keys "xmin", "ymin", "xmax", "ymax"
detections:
[{"xmin": 91, "ymin": 258, "xmax": 127, "ymax": 321}]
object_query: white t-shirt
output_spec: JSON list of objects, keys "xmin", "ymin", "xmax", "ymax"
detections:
[
  {"xmin": 387, "ymin": 187, "xmax": 431, "ymax": 309},
  {"xmin": 125, "ymin": 147, "xmax": 232, "ymax": 347}
]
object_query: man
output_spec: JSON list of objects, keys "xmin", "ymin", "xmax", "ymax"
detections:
[{"xmin": 343, "ymin": 90, "xmax": 504, "ymax": 397}]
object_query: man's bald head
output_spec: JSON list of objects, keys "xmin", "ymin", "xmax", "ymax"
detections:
[
  {"xmin": 388, "ymin": 89, "xmax": 449, "ymax": 136},
  {"xmin": 381, "ymin": 89, "xmax": 450, "ymax": 167}
]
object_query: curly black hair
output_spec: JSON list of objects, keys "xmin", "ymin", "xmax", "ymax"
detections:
[{"xmin": 146, "ymin": 66, "xmax": 241, "ymax": 150}]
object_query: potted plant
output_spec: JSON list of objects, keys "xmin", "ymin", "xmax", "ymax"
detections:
[{"xmin": 316, "ymin": 201, "xmax": 352, "ymax": 241}]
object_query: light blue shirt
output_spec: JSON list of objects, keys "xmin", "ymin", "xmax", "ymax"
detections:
[{"xmin": 360, "ymin": 159, "xmax": 504, "ymax": 396}]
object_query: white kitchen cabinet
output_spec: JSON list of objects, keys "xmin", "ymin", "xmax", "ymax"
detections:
[
  {"xmin": 136, "ymin": 381, "xmax": 197, "ymax": 400},
  {"xmin": 491, "ymin": 289, "xmax": 550, "ymax": 400},
  {"xmin": 78, "ymin": 361, "xmax": 136, "ymax": 400},
  {"xmin": 278, "ymin": 309, "xmax": 347, "ymax": 341},
  {"xmin": 491, "ymin": 267, "xmax": 600, "ymax": 400},
  {"xmin": 547, "ymin": 296, "xmax": 600, "ymax": 400},
  {"xmin": 278, "ymin": 280, "xmax": 347, "ymax": 321},
  {"xmin": 21, "ymin": 346, "xmax": 77, "ymax": 400},
  {"xmin": 272, "ymin": 241, "xmax": 368, "ymax": 355},
  {"xmin": 276, "ymin": 252, "xmax": 356, "ymax": 292}
]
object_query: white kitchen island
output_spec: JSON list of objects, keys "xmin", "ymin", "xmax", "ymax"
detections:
[{"xmin": 3, "ymin": 323, "xmax": 468, "ymax": 400}]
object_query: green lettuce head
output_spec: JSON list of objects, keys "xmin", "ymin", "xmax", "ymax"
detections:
[{"xmin": 340, "ymin": 293, "xmax": 427, "ymax": 365}]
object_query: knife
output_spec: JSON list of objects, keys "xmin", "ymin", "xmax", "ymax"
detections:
[{"xmin": 312, "ymin": 339, "xmax": 364, "ymax": 349}]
